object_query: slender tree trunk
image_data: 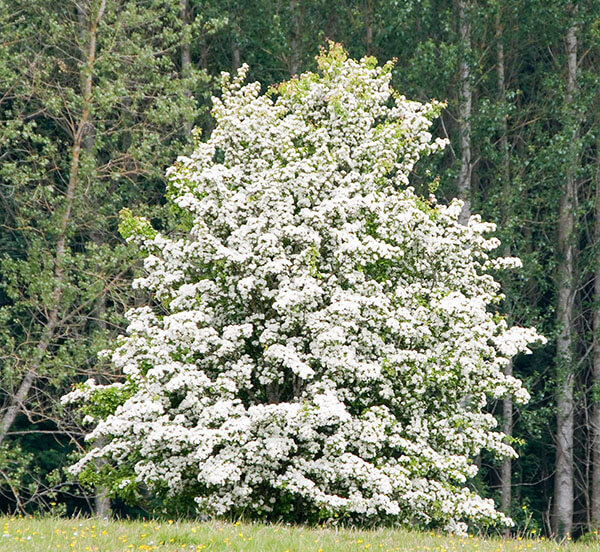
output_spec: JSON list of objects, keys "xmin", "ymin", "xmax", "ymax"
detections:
[
  {"xmin": 552, "ymin": 15, "xmax": 578, "ymax": 538},
  {"xmin": 232, "ymin": 38, "xmax": 241, "ymax": 73},
  {"xmin": 93, "ymin": 433, "xmax": 111, "ymax": 517},
  {"xmin": 496, "ymin": 8, "xmax": 513, "ymax": 532},
  {"xmin": 591, "ymin": 138, "xmax": 600, "ymax": 528},
  {"xmin": 501, "ymin": 363, "xmax": 513, "ymax": 516},
  {"xmin": 231, "ymin": 4, "xmax": 241, "ymax": 74},
  {"xmin": 0, "ymin": 0, "xmax": 106, "ymax": 448},
  {"xmin": 78, "ymin": 2, "xmax": 111, "ymax": 518},
  {"xmin": 364, "ymin": 0, "xmax": 373, "ymax": 55},
  {"xmin": 92, "ymin": 241, "xmax": 111, "ymax": 518},
  {"xmin": 180, "ymin": 0, "xmax": 193, "ymax": 137},
  {"xmin": 289, "ymin": 0, "xmax": 300, "ymax": 76},
  {"xmin": 457, "ymin": 0, "xmax": 472, "ymax": 225},
  {"xmin": 200, "ymin": 34, "xmax": 208, "ymax": 72}
]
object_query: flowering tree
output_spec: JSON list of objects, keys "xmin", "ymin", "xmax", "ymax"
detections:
[{"xmin": 65, "ymin": 44, "xmax": 543, "ymax": 532}]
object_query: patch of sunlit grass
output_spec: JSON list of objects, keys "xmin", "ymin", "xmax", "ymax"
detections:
[{"xmin": 0, "ymin": 515, "xmax": 597, "ymax": 552}]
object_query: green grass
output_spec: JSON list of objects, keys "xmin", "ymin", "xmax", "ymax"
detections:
[{"xmin": 0, "ymin": 517, "xmax": 597, "ymax": 552}]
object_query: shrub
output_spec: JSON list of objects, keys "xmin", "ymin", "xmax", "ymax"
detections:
[{"xmin": 65, "ymin": 44, "xmax": 543, "ymax": 532}]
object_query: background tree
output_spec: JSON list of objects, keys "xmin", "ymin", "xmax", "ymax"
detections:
[
  {"xmin": 0, "ymin": 0, "xmax": 221, "ymax": 513},
  {"xmin": 5, "ymin": 0, "xmax": 600, "ymax": 536}
]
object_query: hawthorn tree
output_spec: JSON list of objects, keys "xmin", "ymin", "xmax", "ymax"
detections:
[{"xmin": 65, "ymin": 44, "xmax": 543, "ymax": 532}]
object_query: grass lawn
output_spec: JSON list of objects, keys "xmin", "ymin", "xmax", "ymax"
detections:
[{"xmin": 0, "ymin": 517, "xmax": 597, "ymax": 552}]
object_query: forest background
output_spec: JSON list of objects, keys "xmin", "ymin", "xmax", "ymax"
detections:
[{"xmin": 1, "ymin": 0, "xmax": 599, "ymax": 539}]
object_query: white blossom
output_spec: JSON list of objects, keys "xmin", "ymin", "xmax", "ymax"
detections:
[{"xmin": 65, "ymin": 45, "xmax": 544, "ymax": 531}]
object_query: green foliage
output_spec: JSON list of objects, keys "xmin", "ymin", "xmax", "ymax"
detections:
[
  {"xmin": 118, "ymin": 209, "xmax": 158, "ymax": 243},
  {"xmin": 0, "ymin": 0, "xmax": 221, "ymax": 514},
  {"xmin": 79, "ymin": 384, "xmax": 136, "ymax": 421},
  {"xmin": 2, "ymin": 0, "xmax": 600, "ymax": 534}
]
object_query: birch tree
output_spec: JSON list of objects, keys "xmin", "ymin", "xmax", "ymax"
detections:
[
  {"xmin": 0, "ymin": 0, "xmax": 215, "ymax": 511},
  {"xmin": 552, "ymin": 10, "xmax": 579, "ymax": 537},
  {"xmin": 495, "ymin": 3, "xmax": 514, "ymax": 526},
  {"xmin": 456, "ymin": 0, "xmax": 472, "ymax": 225},
  {"xmin": 592, "ymin": 138, "xmax": 600, "ymax": 528}
]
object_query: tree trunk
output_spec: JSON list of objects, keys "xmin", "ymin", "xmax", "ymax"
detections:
[
  {"xmin": 232, "ymin": 38, "xmax": 241, "ymax": 73},
  {"xmin": 552, "ymin": 15, "xmax": 578, "ymax": 538},
  {"xmin": 364, "ymin": 0, "xmax": 373, "ymax": 55},
  {"xmin": 457, "ymin": 0, "xmax": 472, "ymax": 225},
  {"xmin": 200, "ymin": 34, "xmax": 208, "ymax": 72},
  {"xmin": 0, "ymin": 0, "xmax": 106, "ymax": 448},
  {"xmin": 501, "ymin": 363, "xmax": 513, "ymax": 516},
  {"xmin": 91, "ymin": 232, "xmax": 111, "ymax": 518},
  {"xmin": 591, "ymin": 138, "xmax": 600, "ymax": 528},
  {"xmin": 93, "ymin": 434, "xmax": 111, "ymax": 517},
  {"xmin": 79, "ymin": 2, "xmax": 111, "ymax": 517},
  {"xmin": 289, "ymin": 0, "xmax": 300, "ymax": 76},
  {"xmin": 180, "ymin": 0, "xmax": 193, "ymax": 137},
  {"xmin": 496, "ymin": 7, "xmax": 513, "ymax": 532},
  {"xmin": 231, "ymin": 3, "xmax": 241, "ymax": 74}
]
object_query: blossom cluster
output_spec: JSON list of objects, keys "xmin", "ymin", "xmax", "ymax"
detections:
[{"xmin": 65, "ymin": 44, "xmax": 544, "ymax": 532}]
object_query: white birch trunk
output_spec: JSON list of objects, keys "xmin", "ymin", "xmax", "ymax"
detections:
[
  {"xmin": 552, "ymin": 15, "xmax": 578, "ymax": 538},
  {"xmin": 457, "ymin": 0, "xmax": 472, "ymax": 225},
  {"xmin": 591, "ymin": 139, "xmax": 600, "ymax": 528},
  {"xmin": 180, "ymin": 0, "xmax": 193, "ymax": 137},
  {"xmin": 289, "ymin": 0, "xmax": 300, "ymax": 76},
  {"xmin": 364, "ymin": 0, "xmax": 373, "ymax": 55},
  {"xmin": 496, "ymin": 8, "xmax": 513, "ymax": 529}
]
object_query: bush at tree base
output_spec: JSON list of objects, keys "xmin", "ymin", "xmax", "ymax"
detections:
[{"xmin": 64, "ymin": 44, "xmax": 544, "ymax": 533}]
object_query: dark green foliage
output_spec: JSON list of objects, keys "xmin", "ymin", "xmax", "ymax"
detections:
[
  {"xmin": 0, "ymin": 0, "xmax": 221, "ymax": 514},
  {"xmin": 3, "ymin": 0, "xmax": 600, "ymax": 536}
]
